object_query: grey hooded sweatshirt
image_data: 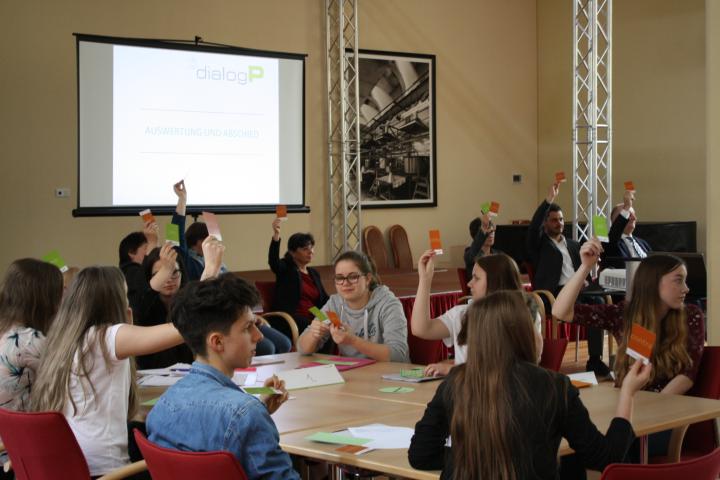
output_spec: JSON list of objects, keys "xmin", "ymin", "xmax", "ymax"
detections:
[{"xmin": 301, "ymin": 285, "xmax": 409, "ymax": 362}]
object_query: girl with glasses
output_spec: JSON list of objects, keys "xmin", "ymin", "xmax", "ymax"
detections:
[{"xmin": 297, "ymin": 251, "xmax": 409, "ymax": 362}]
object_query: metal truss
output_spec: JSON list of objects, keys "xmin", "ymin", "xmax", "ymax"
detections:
[
  {"xmin": 326, "ymin": 0, "xmax": 362, "ymax": 261},
  {"xmin": 572, "ymin": 0, "xmax": 612, "ymax": 242}
]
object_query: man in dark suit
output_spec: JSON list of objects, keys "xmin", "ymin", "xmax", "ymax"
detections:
[
  {"xmin": 527, "ymin": 180, "xmax": 610, "ymax": 376},
  {"xmin": 607, "ymin": 189, "xmax": 651, "ymax": 259}
]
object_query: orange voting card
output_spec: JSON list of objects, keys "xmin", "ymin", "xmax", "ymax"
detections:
[
  {"xmin": 489, "ymin": 201, "xmax": 500, "ymax": 215},
  {"xmin": 570, "ymin": 380, "xmax": 592, "ymax": 389},
  {"xmin": 336, "ymin": 444, "xmax": 373, "ymax": 455},
  {"xmin": 139, "ymin": 209, "xmax": 155, "ymax": 224},
  {"xmin": 276, "ymin": 205, "xmax": 288, "ymax": 221},
  {"xmin": 429, "ymin": 229, "xmax": 443, "ymax": 254},
  {"xmin": 326, "ymin": 311, "xmax": 342, "ymax": 328},
  {"xmin": 555, "ymin": 171, "xmax": 567, "ymax": 183},
  {"xmin": 624, "ymin": 181, "xmax": 635, "ymax": 191},
  {"xmin": 202, "ymin": 211, "xmax": 222, "ymax": 241},
  {"xmin": 627, "ymin": 323, "xmax": 656, "ymax": 364}
]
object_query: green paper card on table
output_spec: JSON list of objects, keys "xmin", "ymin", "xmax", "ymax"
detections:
[{"xmin": 305, "ymin": 432, "xmax": 372, "ymax": 446}]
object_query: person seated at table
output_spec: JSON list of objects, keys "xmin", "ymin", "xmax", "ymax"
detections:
[
  {"xmin": 268, "ymin": 218, "xmax": 329, "ymax": 340},
  {"xmin": 297, "ymin": 251, "xmax": 409, "ymax": 362},
  {"xmin": 30, "ymin": 264, "xmax": 199, "ymax": 478},
  {"xmin": 463, "ymin": 210, "xmax": 500, "ymax": 281},
  {"xmin": 146, "ymin": 274, "xmax": 297, "ymax": 480},
  {"xmin": 552, "ymin": 239, "xmax": 705, "ymax": 458},
  {"xmin": 0, "ymin": 259, "xmax": 63, "ymax": 412},
  {"xmin": 408, "ymin": 290, "xmax": 651, "ymax": 479},
  {"xmin": 411, "ymin": 251, "xmax": 526, "ymax": 377}
]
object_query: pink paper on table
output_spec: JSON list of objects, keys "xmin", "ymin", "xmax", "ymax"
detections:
[
  {"xmin": 297, "ymin": 356, "xmax": 376, "ymax": 372},
  {"xmin": 202, "ymin": 211, "xmax": 222, "ymax": 241}
]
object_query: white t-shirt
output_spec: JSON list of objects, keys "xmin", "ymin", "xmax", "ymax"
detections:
[
  {"xmin": 438, "ymin": 304, "xmax": 543, "ymax": 366},
  {"xmin": 64, "ymin": 324, "xmax": 130, "ymax": 476},
  {"xmin": 438, "ymin": 305, "xmax": 469, "ymax": 364}
]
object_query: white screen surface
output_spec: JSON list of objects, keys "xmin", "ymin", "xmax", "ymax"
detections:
[{"xmin": 77, "ymin": 37, "xmax": 305, "ymax": 213}]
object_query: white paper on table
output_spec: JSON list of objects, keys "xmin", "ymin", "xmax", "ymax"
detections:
[
  {"xmin": 276, "ymin": 364, "xmax": 345, "ymax": 390},
  {"xmin": 138, "ymin": 375, "xmax": 182, "ymax": 387},
  {"xmin": 567, "ymin": 371, "xmax": 599, "ymax": 385},
  {"xmin": 347, "ymin": 423, "xmax": 415, "ymax": 449},
  {"xmin": 137, "ymin": 363, "xmax": 192, "ymax": 376},
  {"xmin": 232, "ymin": 372, "xmax": 258, "ymax": 386}
]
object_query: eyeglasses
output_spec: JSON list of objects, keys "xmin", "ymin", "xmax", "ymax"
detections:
[{"xmin": 334, "ymin": 272, "xmax": 363, "ymax": 285}]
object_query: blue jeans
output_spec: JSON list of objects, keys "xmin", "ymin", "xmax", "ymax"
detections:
[{"xmin": 257, "ymin": 324, "xmax": 292, "ymax": 355}]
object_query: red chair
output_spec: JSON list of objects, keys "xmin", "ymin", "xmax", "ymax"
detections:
[
  {"xmin": 600, "ymin": 447, "xmax": 720, "ymax": 480},
  {"xmin": 253, "ymin": 281, "xmax": 299, "ymax": 347},
  {"xmin": 456, "ymin": 267, "xmax": 470, "ymax": 296},
  {"xmin": 134, "ymin": 429, "xmax": 248, "ymax": 480},
  {"xmin": 388, "ymin": 224, "xmax": 413, "ymax": 270},
  {"xmin": 362, "ymin": 226, "xmax": 391, "ymax": 270},
  {"xmin": 539, "ymin": 338, "xmax": 568, "ymax": 372},
  {"xmin": 0, "ymin": 409, "xmax": 146, "ymax": 480}
]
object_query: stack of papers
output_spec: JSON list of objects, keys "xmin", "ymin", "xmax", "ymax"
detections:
[
  {"xmin": 277, "ymin": 364, "xmax": 345, "ymax": 390},
  {"xmin": 137, "ymin": 363, "xmax": 192, "ymax": 387}
]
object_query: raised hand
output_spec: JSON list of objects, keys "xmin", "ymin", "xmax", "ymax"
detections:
[
  {"xmin": 580, "ymin": 238, "xmax": 603, "ymax": 269},
  {"xmin": 417, "ymin": 249, "xmax": 436, "ymax": 282},
  {"xmin": 200, "ymin": 236, "xmax": 225, "ymax": 280},
  {"xmin": 272, "ymin": 218, "xmax": 281, "ymax": 241},
  {"xmin": 546, "ymin": 182, "xmax": 560, "ymax": 203}
]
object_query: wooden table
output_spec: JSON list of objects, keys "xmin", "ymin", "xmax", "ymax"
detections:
[{"xmin": 139, "ymin": 353, "xmax": 720, "ymax": 479}]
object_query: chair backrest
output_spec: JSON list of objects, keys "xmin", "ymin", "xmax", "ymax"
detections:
[
  {"xmin": 456, "ymin": 267, "xmax": 471, "ymax": 296},
  {"xmin": 134, "ymin": 429, "xmax": 248, "ymax": 480},
  {"xmin": 362, "ymin": 226, "xmax": 391, "ymax": 270},
  {"xmin": 0, "ymin": 409, "xmax": 91, "ymax": 480},
  {"xmin": 683, "ymin": 346, "xmax": 720, "ymax": 455},
  {"xmin": 254, "ymin": 281, "xmax": 276, "ymax": 312},
  {"xmin": 601, "ymin": 447, "xmax": 720, "ymax": 480},
  {"xmin": 388, "ymin": 224, "xmax": 413, "ymax": 270},
  {"xmin": 539, "ymin": 338, "xmax": 568, "ymax": 372}
]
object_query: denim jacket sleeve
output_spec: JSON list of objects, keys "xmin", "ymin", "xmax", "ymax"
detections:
[{"xmin": 224, "ymin": 400, "xmax": 299, "ymax": 480}]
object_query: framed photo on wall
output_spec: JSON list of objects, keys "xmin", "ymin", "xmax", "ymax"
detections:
[{"xmin": 347, "ymin": 50, "xmax": 437, "ymax": 209}]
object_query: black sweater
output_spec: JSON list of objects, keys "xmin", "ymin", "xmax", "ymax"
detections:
[{"xmin": 408, "ymin": 363, "xmax": 635, "ymax": 479}]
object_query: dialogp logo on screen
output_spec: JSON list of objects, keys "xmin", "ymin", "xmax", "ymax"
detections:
[{"xmin": 195, "ymin": 65, "xmax": 264, "ymax": 84}]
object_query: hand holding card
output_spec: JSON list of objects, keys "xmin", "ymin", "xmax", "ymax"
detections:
[
  {"xmin": 276, "ymin": 205, "xmax": 288, "ymax": 221},
  {"xmin": 429, "ymin": 229, "xmax": 443, "ymax": 255},
  {"xmin": 202, "ymin": 211, "xmax": 222, "ymax": 241},
  {"xmin": 626, "ymin": 323, "xmax": 656, "ymax": 365}
]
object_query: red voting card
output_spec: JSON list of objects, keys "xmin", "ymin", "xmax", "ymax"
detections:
[
  {"xmin": 429, "ymin": 229, "xmax": 443, "ymax": 254},
  {"xmin": 326, "ymin": 311, "xmax": 342, "ymax": 328},
  {"xmin": 202, "ymin": 211, "xmax": 222, "ymax": 241},
  {"xmin": 276, "ymin": 205, "xmax": 288, "ymax": 220},
  {"xmin": 555, "ymin": 171, "xmax": 567, "ymax": 183},
  {"xmin": 627, "ymin": 323, "xmax": 656, "ymax": 364},
  {"xmin": 139, "ymin": 209, "xmax": 155, "ymax": 224},
  {"xmin": 624, "ymin": 181, "xmax": 635, "ymax": 191},
  {"xmin": 489, "ymin": 201, "xmax": 500, "ymax": 214},
  {"xmin": 570, "ymin": 380, "xmax": 592, "ymax": 389}
]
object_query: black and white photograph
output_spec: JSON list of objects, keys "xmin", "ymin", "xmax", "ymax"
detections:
[{"xmin": 349, "ymin": 50, "xmax": 437, "ymax": 208}]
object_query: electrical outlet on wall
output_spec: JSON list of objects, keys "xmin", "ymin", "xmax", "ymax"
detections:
[
  {"xmin": 512, "ymin": 174, "xmax": 522, "ymax": 184},
  {"xmin": 55, "ymin": 188, "xmax": 71, "ymax": 198}
]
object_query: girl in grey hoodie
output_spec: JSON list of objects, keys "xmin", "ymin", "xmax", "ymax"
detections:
[{"xmin": 297, "ymin": 251, "xmax": 409, "ymax": 362}]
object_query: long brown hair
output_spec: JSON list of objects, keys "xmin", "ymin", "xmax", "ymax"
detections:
[
  {"xmin": 475, "ymin": 253, "xmax": 523, "ymax": 293},
  {"xmin": 450, "ymin": 291, "xmax": 539, "ymax": 480},
  {"xmin": 31, "ymin": 266, "xmax": 138, "ymax": 418},
  {"xmin": 614, "ymin": 254, "xmax": 690, "ymax": 386},
  {"xmin": 0, "ymin": 258, "xmax": 63, "ymax": 336}
]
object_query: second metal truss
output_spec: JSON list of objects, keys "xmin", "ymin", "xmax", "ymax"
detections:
[
  {"xmin": 326, "ymin": 0, "xmax": 362, "ymax": 261},
  {"xmin": 572, "ymin": 0, "xmax": 612, "ymax": 242}
]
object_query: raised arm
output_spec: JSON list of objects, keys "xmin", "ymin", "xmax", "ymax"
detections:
[
  {"xmin": 268, "ymin": 219, "xmax": 287, "ymax": 274},
  {"xmin": 411, "ymin": 250, "xmax": 451, "ymax": 340},
  {"xmin": 115, "ymin": 322, "xmax": 183, "ymax": 360},
  {"xmin": 200, "ymin": 236, "xmax": 225, "ymax": 281},
  {"xmin": 552, "ymin": 238, "xmax": 603, "ymax": 321},
  {"xmin": 149, "ymin": 243, "xmax": 177, "ymax": 292},
  {"xmin": 608, "ymin": 190, "xmax": 633, "ymax": 246},
  {"xmin": 463, "ymin": 213, "xmax": 492, "ymax": 266},
  {"xmin": 527, "ymin": 182, "xmax": 558, "ymax": 258},
  {"xmin": 174, "ymin": 180, "xmax": 187, "ymax": 216}
]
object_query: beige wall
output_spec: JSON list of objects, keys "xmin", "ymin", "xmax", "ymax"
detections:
[
  {"xmin": 0, "ymin": 0, "xmax": 539, "ymax": 274},
  {"xmin": 538, "ymin": 0, "xmax": 706, "ymax": 253},
  {"xmin": 707, "ymin": 0, "xmax": 719, "ymax": 344}
]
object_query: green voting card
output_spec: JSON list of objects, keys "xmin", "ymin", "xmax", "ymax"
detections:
[
  {"xmin": 309, "ymin": 307, "xmax": 328, "ymax": 321},
  {"xmin": 305, "ymin": 432, "xmax": 372, "ymax": 446},
  {"xmin": 592, "ymin": 215, "xmax": 609, "ymax": 242},
  {"xmin": 165, "ymin": 223, "xmax": 180, "ymax": 246},
  {"xmin": 42, "ymin": 250, "xmax": 68, "ymax": 273},
  {"xmin": 379, "ymin": 386, "xmax": 415, "ymax": 394}
]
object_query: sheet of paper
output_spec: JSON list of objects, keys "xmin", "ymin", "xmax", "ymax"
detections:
[
  {"xmin": 232, "ymin": 371, "xmax": 258, "ymax": 386},
  {"xmin": 242, "ymin": 386, "xmax": 282, "ymax": 395},
  {"xmin": 379, "ymin": 387, "xmax": 415, "ymax": 394},
  {"xmin": 42, "ymin": 250, "xmax": 68, "ymax": 273},
  {"xmin": 277, "ymin": 364, "xmax": 345, "ymax": 390},
  {"xmin": 381, "ymin": 373, "xmax": 441, "ymax": 384},
  {"xmin": 305, "ymin": 431, "xmax": 372, "ymax": 446},
  {"xmin": 627, "ymin": 323, "xmax": 656, "ymax": 365},
  {"xmin": 348, "ymin": 424, "xmax": 415, "ymax": 449},
  {"xmin": 138, "ymin": 375, "xmax": 182, "ymax": 387},
  {"xmin": 138, "ymin": 362, "xmax": 192, "ymax": 376},
  {"xmin": 202, "ymin": 211, "xmax": 222, "ymax": 240},
  {"xmin": 429, "ymin": 229, "xmax": 443, "ymax": 255},
  {"xmin": 251, "ymin": 358, "xmax": 285, "ymax": 367},
  {"xmin": 165, "ymin": 223, "xmax": 180, "ymax": 246},
  {"xmin": 567, "ymin": 371, "xmax": 599, "ymax": 385}
]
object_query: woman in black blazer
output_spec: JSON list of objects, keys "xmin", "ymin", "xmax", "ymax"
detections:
[{"xmin": 268, "ymin": 218, "xmax": 329, "ymax": 340}]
